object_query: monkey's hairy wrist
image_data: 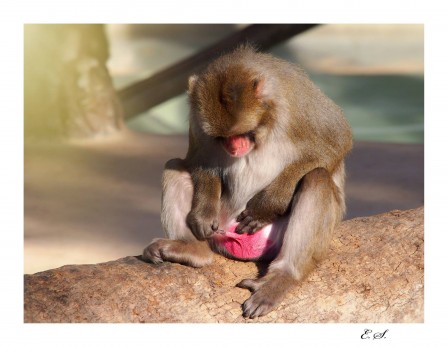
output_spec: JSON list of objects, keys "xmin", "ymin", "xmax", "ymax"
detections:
[{"xmin": 214, "ymin": 221, "xmax": 275, "ymax": 260}]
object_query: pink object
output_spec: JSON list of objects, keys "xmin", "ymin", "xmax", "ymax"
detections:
[
  {"xmin": 216, "ymin": 222, "xmax": 275, "ymax": 260},
  {"xmin": 222, "ymin": 135, "xmax": 252, "ymax": 157}
]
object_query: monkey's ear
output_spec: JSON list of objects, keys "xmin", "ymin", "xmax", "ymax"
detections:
[
  {"xmin": 188, "ymin": 75, "xmax": 198, "ymax": 94},
  {"xmin": 252, "ymin": 78, "xmax": 265, "ymax": 99}
]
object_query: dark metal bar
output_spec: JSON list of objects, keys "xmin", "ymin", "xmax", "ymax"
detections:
[{"xmin": 118, "ymin": 24, "xmax": 318, "ymax": 119}]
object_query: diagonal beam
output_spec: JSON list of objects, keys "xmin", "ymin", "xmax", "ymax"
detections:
[{"xmin": 118, "ymin": 24, "xmax": 318, "ymax": 119}]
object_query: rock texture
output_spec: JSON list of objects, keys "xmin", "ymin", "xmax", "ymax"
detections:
[{"xmin": 24, "ymin": 207, "xmax": 424, "ymax": 323}]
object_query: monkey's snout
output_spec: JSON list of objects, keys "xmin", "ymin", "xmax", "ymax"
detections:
[{"xmin": 220, "ymin": 133, "xmax": 254, "ymax": 158}]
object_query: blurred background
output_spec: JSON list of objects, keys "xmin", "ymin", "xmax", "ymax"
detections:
[{"xmin": 24, "ymin": 24, "xmax": 424, "ymax": 274}]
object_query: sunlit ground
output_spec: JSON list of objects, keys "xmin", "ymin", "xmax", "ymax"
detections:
[{"xmin": 24, "ymin": 24, "xmax": 423, "ymax": 274}]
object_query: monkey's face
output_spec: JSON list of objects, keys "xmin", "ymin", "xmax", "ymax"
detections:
[{"xmin": 189, "ymin": 67, "xmax": 272, "ymax": 158}]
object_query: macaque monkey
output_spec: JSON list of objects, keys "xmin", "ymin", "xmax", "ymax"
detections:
[{"xmin": 143, "ymin": 46, "xmax": 353, "ymax": 318}]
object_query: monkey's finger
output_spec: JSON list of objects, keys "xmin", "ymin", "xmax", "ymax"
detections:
[
  {"xmin": 191, "ymin": 222, "xmax": 209, "ymax": 240},
  {"xmin": 211, "ymin": 220, "xmax": 219, "ymax": 231},
  {"xmin": 235, "ymin": 224, "xmax": 244, "ymax": 234},
  {"xmin": 236, "ymin": 223, "xmax": 250, "ymax": 234},
  {"xmin": 243, "ymin": 225, "xmax": 256, "ymax": 234},
  {"xmin": 202, "ymin": 225, "xmax": 214, "ymax": 239},
  {"xmin": 236, "ymin": 210, "xmax": 249, "ymax": 222},
  {"xmin": 192, "ymin": 226, "xmax": 204, "ymax": 240},
  {"xmin": 247, "ymin": 221, "xmax": 263, "ymax": 234}
]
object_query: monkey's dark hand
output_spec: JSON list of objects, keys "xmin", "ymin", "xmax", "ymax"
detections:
[
  {"xmin": 186, "ymin": 209, "xmax": 219, "ymax": 240},
  {"xmin": 236, "ymin": 190, "xmax": 281, "ymax": 234}
]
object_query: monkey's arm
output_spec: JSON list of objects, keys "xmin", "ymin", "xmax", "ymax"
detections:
[
  {"xmin": 186, "ymin": 168, "xmax": 222, "ymax": 240},
  {"xmin": 236, "ymin": 160, "xmax": 317, "ymax": 234}
]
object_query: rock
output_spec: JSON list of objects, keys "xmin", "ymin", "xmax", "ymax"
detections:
[{"xmin": 24, "ymin": 207, "xmax": 423, "ymax": 323}]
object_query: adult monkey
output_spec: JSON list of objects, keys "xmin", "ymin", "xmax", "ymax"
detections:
[{"xmin": 143, "ymin": 46, "xmax": 353, "ymax": 318}]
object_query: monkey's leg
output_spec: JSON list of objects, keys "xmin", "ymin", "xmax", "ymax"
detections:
[
  {"xmin": 237, "ymin": 166, "xmax": 345, "ymax": 318},
  {"xmin": 142, "ymin": 159, "xmax": 214, "ymax": 268}
]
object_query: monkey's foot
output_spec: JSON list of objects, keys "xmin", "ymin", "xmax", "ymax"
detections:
[
  {"xmin": 142, "ymin": 238, "xmax": 213, "ymax": 268},
  {"xmin": 237, "ymin": 271, "xmax": 296, "ymax": 318}
]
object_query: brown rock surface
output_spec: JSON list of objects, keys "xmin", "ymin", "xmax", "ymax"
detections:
[{"xmin": 24, "ymin": 207, "xmax": 423, "ymax": 323}]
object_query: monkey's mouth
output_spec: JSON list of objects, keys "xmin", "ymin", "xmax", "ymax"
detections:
[{"xmin": 221, "ymin": 132, "xmax": 255, "ymax": 157}]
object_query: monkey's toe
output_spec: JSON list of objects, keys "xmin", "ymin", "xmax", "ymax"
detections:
[
  {"xmin": 236, "ymin": 278, "xmax": 261, "ymax": 292},
  {"xmin": 142, "ymin": 238, "xmax": 181, "ymax": 265},
  {"xmin": 238, "ymin": 278, "xmax": 276, "ymax": 318},
  {"xmin": 142, "ymin": 239, "xmax": 165, "ymax": 264},
  {"xmin": 239, "ymin": 272, "xmax": 295, "ymax": 318},
  {"xmin": 242, "ymin": 292, "xmax": 277, "ymax": 319}
]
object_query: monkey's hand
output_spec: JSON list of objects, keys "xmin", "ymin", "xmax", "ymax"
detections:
[
  {"xmin": 186, "ymin": 208, "xmax": 220, "ymax": 240},
  {"xmin": 236, "ymin": 161, "xmax": 309, "ymax": 234},
  {"xmin": 188, "ymin": 168, "xmax": 222, "ymax": 239},
  {"xmin": 236, "ymin": 190, "xmax": 282, "ymax": 234}
]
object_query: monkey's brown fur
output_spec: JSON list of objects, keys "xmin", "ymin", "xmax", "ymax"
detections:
[{"xmin": 143, "ymin": 46, "xmax": 353, "ymax": 318}]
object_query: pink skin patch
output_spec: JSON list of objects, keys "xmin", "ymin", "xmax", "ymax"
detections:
[
  {"xmin": 215, "ymin": 221, "xmax": 274, "ymax": 260},
  {"xmin": 222, "ymin": 134, "xmax": 252, "ymax": 157}
]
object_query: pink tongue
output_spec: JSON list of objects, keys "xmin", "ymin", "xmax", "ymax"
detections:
[{"xmin": 224, "ymin": 135, "xmax": 251, "ymax": 157}]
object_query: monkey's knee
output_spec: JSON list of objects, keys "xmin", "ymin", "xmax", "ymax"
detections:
[
  {"xmin": 164, "ymin": 158, "xmax": 186, "ymax": 171},
  {"xmin": 162, "ymin": 158, "xmax": 191, "ymax": 190},
  {"xmin": 300, "ymin": 168, "xmax": 341, "ymax": 205},
  {"xmin": 161, "ymin": 159, "xmax": 195, "ymax": 240},
  {"xmin": 301, "ymin": 168, "xmax": 332, "ymax": 188}
]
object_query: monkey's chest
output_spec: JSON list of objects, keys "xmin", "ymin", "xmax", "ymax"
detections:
[{"xmin": 221, "ymin": 161, "xmax": 280, "ymax": 217}]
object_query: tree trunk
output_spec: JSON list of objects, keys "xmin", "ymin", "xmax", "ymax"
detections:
[
  {"xmin": 24, "ymin": 24, "xmax": 123, "ymax": 140},
  {"xmin": 24, "ymin": 207, "xmax": 423, "ymax": 323}
]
